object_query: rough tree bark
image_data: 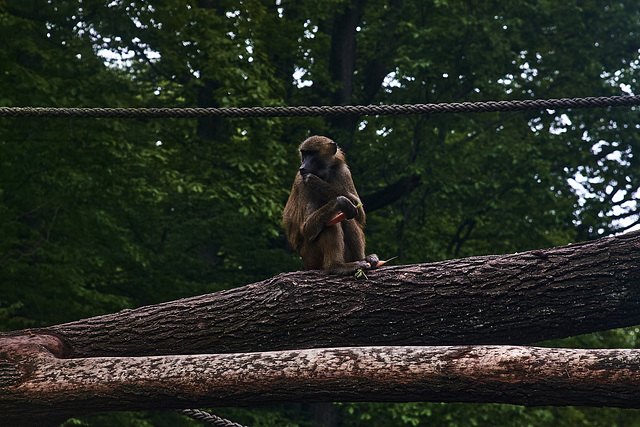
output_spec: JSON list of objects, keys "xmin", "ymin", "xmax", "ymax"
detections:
[
  {"xmin": 17, "ymin": 230, "xmax": 640, "ymax": 357},
  {"xmin": 1, "ymin": 231, "xmax": 640, "ymax": 424},
  {"xmin": 3, "ymin": 339, "xmax": 640, "ymax": 425}
]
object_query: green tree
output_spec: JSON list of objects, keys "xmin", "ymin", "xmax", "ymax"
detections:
[
  {"xmin": 0, "ymin": 0, "xmax": 298, "ymax": 330},
  {"xmin": 2, "ymin": 0, "xmax": 640, "ymax": 425}
]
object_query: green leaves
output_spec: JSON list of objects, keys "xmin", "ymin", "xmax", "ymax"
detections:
[{"xmin": 2, "ymin": 1, "xmax": 640, "ymax": 424}]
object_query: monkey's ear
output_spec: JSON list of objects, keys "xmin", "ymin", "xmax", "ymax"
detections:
[{"xmin": 329, "ymin": 140, "xmax": 338, "ymax": 155}]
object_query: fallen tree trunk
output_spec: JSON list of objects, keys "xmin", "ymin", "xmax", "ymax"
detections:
[
  {"xmin": 3, "ymin": 339, "xmax": 640, "ymax": 425},
  {"xmin": 18, "ymin": 230, "xmax": 640, "ymax": 357}
]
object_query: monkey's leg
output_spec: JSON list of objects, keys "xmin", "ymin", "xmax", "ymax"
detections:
[
  {"xmin": 325, "ymin": 258, "xmax": 375, "ymax": 275},
  {"xmin": 325, "ymin": 254, "xmax": 380, "ymax": 274},
  {"xmin": 316, "ymin": 226, "xmax": 371, "ymax": 275},
  {"xmin": 342, "ymin": 221, "xmax": 380, "ymax": 270},
  {"xmin": 342, "ymin": 220, "xmax": 366, "ymax": 261}
]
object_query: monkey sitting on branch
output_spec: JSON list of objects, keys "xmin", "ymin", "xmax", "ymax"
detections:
[{"xmin": 283, "ymin": 135, "xmax": 380, "ymax": 275}]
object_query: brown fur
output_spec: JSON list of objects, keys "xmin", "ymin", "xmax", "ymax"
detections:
[{"xmin": 282, "ymin": 136, "xmax": 378, "ymax": 274}]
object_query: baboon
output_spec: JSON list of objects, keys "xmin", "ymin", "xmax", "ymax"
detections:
[{"xmin": 283, "ymin": 135, "xmax": 379, "ymax": 274}]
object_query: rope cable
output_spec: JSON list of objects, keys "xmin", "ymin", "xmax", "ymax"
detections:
[
  {"xmin": 176, "ymin": 408, "xmax": 248, "ymax": 427},
  {"xmin": 1, "ymin": 95, "xmax": 639, "ymax": 119}
]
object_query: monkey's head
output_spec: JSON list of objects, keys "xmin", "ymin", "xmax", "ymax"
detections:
[{"xmin": 298, "ymin": 136, "xmax": 346, "ymax": 181}]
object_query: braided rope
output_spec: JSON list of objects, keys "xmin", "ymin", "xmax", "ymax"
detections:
[
  {"xmin": 1, "ymin": 95, "xmax": 639, "ymax": 119},
  {"xmin": 176, "ymin": 408, "xmax": 248, "ymax": 427}
]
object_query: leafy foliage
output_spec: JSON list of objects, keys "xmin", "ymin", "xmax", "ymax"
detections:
[{"xmin": 1, "ymin": 0, "xmax": 640, "ymax": 425}]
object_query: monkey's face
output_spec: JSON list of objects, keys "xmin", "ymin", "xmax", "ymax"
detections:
[{"xmin": 299, "ymin": 149, "xmax": 331, "ymax": 181}]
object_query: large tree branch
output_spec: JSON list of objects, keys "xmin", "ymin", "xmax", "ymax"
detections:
[
  {"xmin": 361, "ymin": 174, "xmax": 421, "ymax": 212},
  {"xmin": 4, "ymin": 340, "xmax": 640, "ymax": 424},
  {"xmin": 10, "ymin": 230, "xmax": 640, "ymax": 358}
]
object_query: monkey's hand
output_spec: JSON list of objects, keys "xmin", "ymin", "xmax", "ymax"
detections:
[
  {"xmin": 365, "ymin": 254, "xmax": 380, "ymax": 269},
  {"xmin": 336, "ymin": 196, "xmax": 359, "ymax": 220},
  {"xmin": 302, "ymin": 171, "xmax": 319, "ymax": 184}
]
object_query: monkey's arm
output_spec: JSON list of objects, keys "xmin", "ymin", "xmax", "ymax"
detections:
[
  {"xmin": 302, "ymin": 174, "xmax": 342, "ymax": 202},
  {"xmin": 303, "ymin": 174, "xmax": 364, "ymax": 221},
  {"xmin": 301, "ymin": 196, "xmax": 358, "ymax": 242}
]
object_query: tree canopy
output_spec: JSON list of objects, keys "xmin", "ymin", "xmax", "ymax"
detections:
[{"xmin": 1, "ymin": 0, "xmax": 640, "ymax": 425}]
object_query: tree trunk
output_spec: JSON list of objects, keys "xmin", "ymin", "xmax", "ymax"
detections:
[
  {"xmin": 323, "ymin": 0, "xmax": 366, "ymax": 141},
  {"xmin": 22, "ymin": 230, "xmax": 640, "ymax": 358},
  {"xmin": 3, "ymin": 341, "xmax": 640, "ymax": 424}
]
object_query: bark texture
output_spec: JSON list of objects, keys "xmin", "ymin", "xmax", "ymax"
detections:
[
  {"xmin": 2, "ymin": 231, "xmax": 640, "ymax": 423},
  {"xmin": 3, "ymin": 343, "xmax": 640, "ymax": 424},
  {"xmin": 22, "ymin": 230, "xmax": 640, "ymax": 357}
]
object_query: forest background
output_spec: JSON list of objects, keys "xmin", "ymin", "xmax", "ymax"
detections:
[{"xmin": 1, "ymin": 0, "xmax": 640, "ymax": 425}]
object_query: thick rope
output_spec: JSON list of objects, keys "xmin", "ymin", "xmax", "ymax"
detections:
[
  {"xmin": 176, "ymin": 408, "xmax": 248, "ymax": 427},
  {"xmin": 1, "ymin": 95, "xmax": 639, "ymax": 119}
]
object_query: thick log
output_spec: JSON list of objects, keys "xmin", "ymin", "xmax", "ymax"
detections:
[
  {"xmin": 20, "ymin": 230, "xmax": 640, "ymax": 358},
  {"xmin": 3, "ymin": 341, "xmax": 640, "ymax": 424},
  {"xmin": 2, "ymin": 232, "xmax": 640, "ymax": 423}
]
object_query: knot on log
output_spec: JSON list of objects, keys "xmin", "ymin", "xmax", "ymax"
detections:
[{"xmin": 0, "ymin": 334, "xmax": 71, "ymax": 386}]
